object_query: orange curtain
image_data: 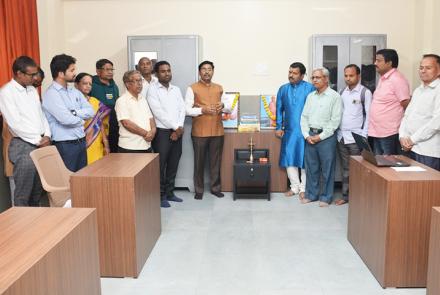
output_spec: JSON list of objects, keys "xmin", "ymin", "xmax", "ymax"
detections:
[{"xmin": 0, "ymin": 0, "xmax": 40, "ymax": 176}]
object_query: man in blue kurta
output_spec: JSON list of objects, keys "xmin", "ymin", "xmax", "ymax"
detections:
[{"xmin": 276, "ymin": 62, "xmax": 315, "ymax": 199}]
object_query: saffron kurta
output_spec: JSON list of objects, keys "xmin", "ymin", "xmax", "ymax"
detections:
[{"xmin": 276, "ymin": 80, "xmax": 315, "ymax": 168}]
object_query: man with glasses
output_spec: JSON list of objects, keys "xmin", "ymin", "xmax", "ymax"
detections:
[
  {"xmin": 115, "ymin": 70, "xmax": 156, "ymax": 153},
  {"xmin": 0, "ymin": 56, "xmax": 51, "ymax": 206},
  {"xmin": 90, "ymin": 59, "xmax": 120, "ymax": 153},
  {"xmin": 300, "ymin": 68, "xmax": 342, "ymax": 207},
  {"xmin": 43, "ymin": 54, "xmax": 94, "ymax": 172}
]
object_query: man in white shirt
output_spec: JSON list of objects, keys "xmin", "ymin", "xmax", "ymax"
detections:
[
  {"xmin": 399, "ymin": 54, "xmax": 440, "ymax": 171},
  {"xmin": 0, "ymin": 56, "xmax": 51, "ymax": 206},
  {"xmin": 137, "ymin": 57, "xmax": 158, "ymax": 99},
  {"xmin": 147, "ymin": 61, "xmax": 185, "ymax": 208},
  {"xmin": 116, "ymin": 70, "xmax": 156, "ymax": 153},
  {"xmin": 336, "ymin": 64, "xmax": 372, "ymax": 205}
]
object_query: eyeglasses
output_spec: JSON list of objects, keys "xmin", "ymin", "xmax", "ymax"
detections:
[
  {"xmin": 311, "ymin": 76, "xmax": 324, "ymax": 80},
  {"xmin": 22, "ymin": 71, "xmax": 39, "ymax": 77}
]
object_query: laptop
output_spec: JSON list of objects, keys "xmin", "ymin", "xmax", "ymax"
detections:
[{"xmin": 351, "ymin": 132, "xmax": 410, "ymax": 167}]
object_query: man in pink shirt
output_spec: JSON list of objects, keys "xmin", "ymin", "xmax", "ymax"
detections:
[{"xmin": 368, "ymin": 49, "xmax": 410, "ymax": 155}]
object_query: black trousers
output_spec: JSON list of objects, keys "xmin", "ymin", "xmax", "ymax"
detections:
[
  {"xmin": 152, "ymin": 128, "xmax": 182, "ymax": 200},
  {"xmin": 192, "ymin": 136, "xmax": 224, "ymax": 194},
  {"xmin": 108, "ymin": 108, "xmax": 119, "ymax": 153}
]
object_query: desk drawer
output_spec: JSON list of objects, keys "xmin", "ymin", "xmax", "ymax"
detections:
[{"xmin": 234, "ymin": 165, "xmax": 269, "ymax": 181}]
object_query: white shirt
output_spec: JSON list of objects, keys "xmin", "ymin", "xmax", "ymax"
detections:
[
  {"xmin": 0, "ymin": 79, "xmax": 51, "ymax": 145},
  {"xmin": 140, "ymin": 75, "xmax": 158, "ymax": 99},
  {"xmin": 184, "ymin": 86, "xmax": 231, "ymax": 117},
  {"xmin": 147, "ymin": 81, "xmax": 185, "ymax": 130},
  {"xmin": 115, "ymin": 91, "xmax": 154, "ymax": 150},
  {"xmin": 337, "ymin": 83, "xmax": 372, "ymax": 144},
  {"xmin": 399, "ymin": 79, "xmax": 440, "ymax": 158}
]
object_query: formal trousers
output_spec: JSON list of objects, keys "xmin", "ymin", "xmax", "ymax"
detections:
[
  {"xmin": 304, "ymin": 133, "xmax": 337, "ymax": 204},
  {"xmin": 152, "ymin": 128, "xmax": 182, "ymax": 201},
  {"xmin": 53, "ymin": 138, "xmax": 87, "ymax": 172},
  {"xmin": 191, "ymin": 135, "xmax": 224, "ymax": 195},
  {"xmin": 8, "ymin": 138, "xmax": 43, "ymax": 206}
]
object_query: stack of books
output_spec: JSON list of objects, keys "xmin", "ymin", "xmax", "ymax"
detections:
[{"xmin": 238, "ymin": 114, "xmax": 260, "ymax": 132}]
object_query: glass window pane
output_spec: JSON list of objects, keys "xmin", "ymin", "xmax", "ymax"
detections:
[
  {"xmin": 323, "ymin": 45, "xmax": 338, "ymax": 91},
  {"xmin": 361, "ymin": 46, "xmax": 377, "ymax": 92}
]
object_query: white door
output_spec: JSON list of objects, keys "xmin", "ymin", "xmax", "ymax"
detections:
[
  {"xmin": 312, "ymin": 34, "xmax": 387, "ymax": 92},
  {"xmin": 312, "ymin": 35, "xmax": 350, "ymax": 91}
]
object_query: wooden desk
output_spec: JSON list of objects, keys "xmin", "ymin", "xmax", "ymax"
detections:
[
  {"xmin": 0, "ymin": 207, "xmax": 101, "ymax": 295},
  {"xmin": 427, "ymin": 207, "xmax": 440, "ymax": 295},
  {"xmin": 347, "ymin": 156, "xmax": 440, "ymax": 288},
  {"xmin": 221, "ymin": 130, "xmax": 287, "ymax": 192},
  {"xmin": 71, "ymin": 153, "xmax": 161, "ymax": 278}
]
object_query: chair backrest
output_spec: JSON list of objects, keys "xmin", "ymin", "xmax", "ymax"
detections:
[{"xmin": 30, "ymin": 146, "xmax": 73, "ymax": 206}]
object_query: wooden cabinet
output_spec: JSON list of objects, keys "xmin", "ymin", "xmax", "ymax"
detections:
[
  {"xmin": 221, "ymin": 130, "xmax": 287, "ymax": 192},
  {"xmin": 348, "ymin": 156, "xmax": 440, "ymax": 288},
  {"xmin": 233, "ymin": 155, "xmax": 271, "ymax": 200}
]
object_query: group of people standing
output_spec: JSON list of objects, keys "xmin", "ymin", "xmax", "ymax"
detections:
[
  {"xmin": 0, "ymin": 54, "xmax": 230, "ymax": 209},
  {"xmin": 276, "ymin": 49, "xmax": 440, "ymax": 207},
  {"xmin": 1, "ymin": 48, "xmax": 439, "ymax": 209}
]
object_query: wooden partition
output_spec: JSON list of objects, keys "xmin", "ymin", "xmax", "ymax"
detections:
[
  {"xmin": 0, "ymin": 207, "xmax": 101, "ymax": 295},
  {"xmin": 71, "ymin": 153, "xmax": 161, "ymax": 278},
  {"xmin": 427, "ymin": 207, "xmax": 440, "ymax": 295},
  {"xmin": 348, "ymin": 156, "xmax": 440, "ymax": 288}
]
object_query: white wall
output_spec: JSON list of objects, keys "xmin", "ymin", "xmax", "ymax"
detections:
[
  {"xmin": 37, "ymin": 0, "xmax": 64, "ymax": 80},
  {"xmin": 38, "ymin": 0, "xmax": 422, "ymax": 93}
]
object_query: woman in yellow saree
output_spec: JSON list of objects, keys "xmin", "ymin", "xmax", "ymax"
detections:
[{"xmin": 75, "ymin": 73, "xmax": 111, "ymax": 164}]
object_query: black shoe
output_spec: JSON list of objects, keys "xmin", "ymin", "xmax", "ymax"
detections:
[
  {"xmin": 160, "ymin": 199, "xmax": 171, "ymax": 208},
  {"xmin": 167, "ymin": 193, "xmax": 183, "ymax": 202},
  {"xmin": 211, "ymin": 191, "xmax": 224, "ymax": 198},
  {"xmin": 194, "ymin": 193, "xmax": 203, "ymax": 200}
]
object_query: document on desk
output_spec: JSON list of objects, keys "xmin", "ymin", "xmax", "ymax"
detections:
[{"xmin": 391, "ymin": 166, "xmax": 426, "ymax": 172}]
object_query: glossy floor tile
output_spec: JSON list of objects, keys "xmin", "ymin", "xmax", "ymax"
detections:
[{"xmin": 101, "ymin": 191, "xmax": 426, "ymax": 295}]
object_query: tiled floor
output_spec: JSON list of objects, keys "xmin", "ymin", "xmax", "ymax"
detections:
[{"xmin": 101, "ymin": 191, "xmax": 426, "ymax": 295}]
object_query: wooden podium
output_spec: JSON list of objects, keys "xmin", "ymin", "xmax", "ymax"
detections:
[
  {"xmin": 0, "ymin": 207, "xmax": 101, "ymax": 295},
  {"xmin": 347, "ymin": 156, "xmax": 440, "ymax": 288},
  {"xmin": 71, "ymin": 153, "xmax": 161, "ymax": 278},
  {"xmin": 427, "ymin": 207, "xmax": 440, "ymax": 295}
]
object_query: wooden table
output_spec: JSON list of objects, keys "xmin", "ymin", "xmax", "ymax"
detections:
[
  {"xmin": 221, "ymin": 130, "xmax": 287, "ymax": 192},
  {"xmin": 427, "ymin": 207, "xmax": 440, "ymax": 295},
  {"xmin": 71, "ymin": 153, "xmax": 161, "ymax": 278},
  {"xmin": 347, "ymin": 156, "xmax": 440, "ymax": 288},
  {"xmin": 0, "ymin": 207, "xmax": 101, "ymax": 295}
]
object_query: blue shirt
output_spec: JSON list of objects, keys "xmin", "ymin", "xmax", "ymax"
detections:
[{"xmin": 42, "ymin": 81, "xmax": 94, "ymax": 141}]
